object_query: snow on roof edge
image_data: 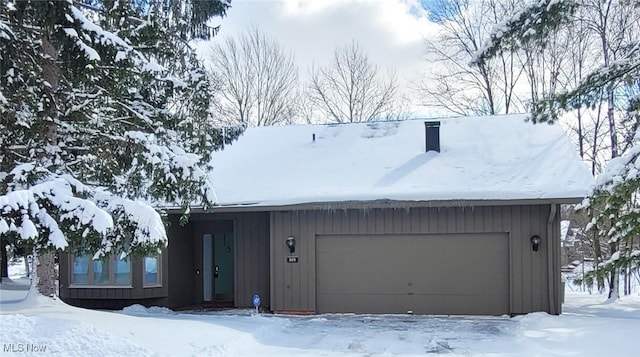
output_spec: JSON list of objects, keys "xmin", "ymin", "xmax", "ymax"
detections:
[{"xmin": 202, "ymin": 114, "xmax": 594, "ymax": 208}]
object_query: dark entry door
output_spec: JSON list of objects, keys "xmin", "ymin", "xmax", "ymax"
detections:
[{"xmin": 202, "ymin": 232, "xmax": 234, "ymax": 303}]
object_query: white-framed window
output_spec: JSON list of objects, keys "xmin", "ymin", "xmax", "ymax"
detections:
[
  {"xmin": 143, "ymin": 255, "xmax": 161, "ymax": 287},
  {"xmin": 71, "ymin": 254, "xmax": 131, "ymax": 286}
]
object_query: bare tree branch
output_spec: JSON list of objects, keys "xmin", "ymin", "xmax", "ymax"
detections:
[
  {"xmin": 415, "ymin": 0, "xmax": 527, "ymax": 116},
  {"xmin": 308, "ymin": 40, "xmax": 399, "ymax": 123},
  {"xmin": 208, "ymin": 28, "xmax": 299, "ymax": 127}
]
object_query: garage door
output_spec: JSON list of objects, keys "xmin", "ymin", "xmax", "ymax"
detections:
[{"xmin": 316, "ymin": 233, "xmax": 509, "ymax": 315}]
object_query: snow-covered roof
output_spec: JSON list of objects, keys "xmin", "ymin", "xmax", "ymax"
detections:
[{"xmin": 209, "ymin": 114, "xmax": 594, "ymax": 207}]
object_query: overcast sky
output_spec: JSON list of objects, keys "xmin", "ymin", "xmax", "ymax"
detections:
[{"xmin": 199, "ymin": 0, "xmax": 443, "ymax": 115}]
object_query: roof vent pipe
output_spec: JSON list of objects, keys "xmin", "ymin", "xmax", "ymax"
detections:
[{"xmin": 424, "ymin": 121, "xmax": 440, "ymax": 153}]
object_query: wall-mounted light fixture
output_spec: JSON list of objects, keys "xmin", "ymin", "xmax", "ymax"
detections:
[
  {"xmin": 530, "ymin": 235, "xmax": 541, "ymax": 252},
  {"xmin": 286, "ymin": 236, "xmax": 296, "ymax": 254}
]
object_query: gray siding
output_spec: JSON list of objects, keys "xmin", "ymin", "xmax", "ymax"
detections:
[
  {"xmin": 270, "ymin": 205, "xmax": 561, "ymax": 315},
  {"xmin": 231, "ymin": 212, "xmax": 270, "ymax": 308},
  {"xmin": 171, "ymin": 212, "xmax": 270, "ymax": 309},
  {"xmin": 166, "ymin": 214, "xmax": 195, "ymax": 308},
  {"xmin": 60, "ymin": 211, "xmax": 270, "ymax": 310}
]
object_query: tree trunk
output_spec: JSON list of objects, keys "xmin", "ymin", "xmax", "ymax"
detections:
[
  {"xmin": 24, "ymin": 254, "xmax": 31, "ymax": 278},
  {"xmin": 593, "ymin": 227, "xmax": 606, "ymax": 292},
  {"xmin": 28, "ymin": 35, "xmax": 59, "ymax": 297},
  {"xmin": 0, "ymin": 237, "xmax": 8, "ymax": 283},
  {"xmin": 623, "ymin": 263, "xmax": 628, "ymax": 295},
  {"xmin": 577, "ymin": 110, "xmax": 584, "ymax": 159},
  {"xmin": 36, "ymin": 252, "xmax": 56, "ymax": 296},
  {"xmin": 588, "ymin": 209, "xmax": 606, "ymax": 292},
  {"xmin": 624, "ymin": 235, "xmax": 634, "ymax": 295},
  {"xmin": 607, "ymin": 91, "xmax": 618, "ymax": 159},
  {"xmin": 607, "ymin": 238, "xmax": 619, "ymax": 299}
]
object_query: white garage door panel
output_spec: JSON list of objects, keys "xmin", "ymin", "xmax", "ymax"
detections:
[{"xmin": 316, "ymin": 233, "xmax": 510, "ymax": 315}]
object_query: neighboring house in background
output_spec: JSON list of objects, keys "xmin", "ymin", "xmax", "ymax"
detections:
[
  {"xmin": 561, "ymin": 220, "xmax": 577, "ymax": 268},
  {"xmin": 561, "ymin": 220, "xmax": 574, "ymax": 248},
  {"xmin": 560, "ymin": 219, "xmax": 587, "ymax": 270},
  {"xmin": 59, "ymin": 114, "xmax": 594, "ymax": 316}
]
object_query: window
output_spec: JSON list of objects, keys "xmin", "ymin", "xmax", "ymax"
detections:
[
  {"xmin": 72, "ymin": 255, "xmax": 89, "ymax": 284},
  {"xmin": 93, "ymin": 259, "xmax": 110, "ymax": 285},
  {"xmin": 114, "ymin": 255, "xmax": 132, "ymax": 285},
  {"xmin": 143, "ymin": 255, "xmax": 161, "ymax": 287},
  {"xmin": 71, "ymin": 254, "xmax": 131, "ymax": 286}
]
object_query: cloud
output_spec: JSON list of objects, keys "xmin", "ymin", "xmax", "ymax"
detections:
[
  {"xmin": 279, "ymin": 0, "xmax": 437, "ymax": 43},
  {"xmin": 201, "ymin": 0, "xmax": 442, "ymax": 114}
]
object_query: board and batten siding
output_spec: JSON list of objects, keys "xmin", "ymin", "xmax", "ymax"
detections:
[
  {"xmin": 60, "ymin": 211, "xmax": 271, "ymax": 310},
  {"xmin": 270, "ymin": 204, "xmax": 562, "ymax": 315},
  {"xmin": 165, "ymin": 214, "xmax": 195, "ymax": 308},
  {"xmin": 171, "ymin": 212, "xmax": 270, "ymax": 309}
]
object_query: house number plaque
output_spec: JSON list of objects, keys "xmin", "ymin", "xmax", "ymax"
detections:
[{"xmin": 286, "ymin": 256, "xmax": 299, "ymax": 263}]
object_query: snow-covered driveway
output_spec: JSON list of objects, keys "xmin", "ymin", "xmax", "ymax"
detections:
[
  {"xmin": 121, "ymin": 307, "xmax": 514, "ymax": 355},
  {"xmin": 254, "ymin": 313, "xmax": 508, "ymax": 354},
  {"xmin": 1, "ymin": 284, "xmax": 639, "ymax": 356}
]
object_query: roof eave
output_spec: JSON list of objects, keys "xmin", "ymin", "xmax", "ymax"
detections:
[{"xmin": 166, "ymin": 197, "xmax": 586, "ymax": 214}]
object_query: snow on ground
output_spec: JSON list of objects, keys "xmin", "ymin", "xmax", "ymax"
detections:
[{"xmin": 2, "ymin": 276, "xmax": 639, "ymax": 356}]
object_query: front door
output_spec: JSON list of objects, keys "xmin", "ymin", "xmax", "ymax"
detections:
[{"xmin": 202, "ymin": 232, "xmax": 234, "ymax": 303}]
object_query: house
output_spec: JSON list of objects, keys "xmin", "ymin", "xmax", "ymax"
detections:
[
  {"xmin": 560, "ymin": 218, "xmax": 588, "ymax": 271},
  {"xmin": 59, "ymin": 114, "xmax": 594, "ymax": 316}
]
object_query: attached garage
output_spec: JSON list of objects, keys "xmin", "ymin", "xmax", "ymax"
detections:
[
  {"xmin": 270, "ymin": 205, "xmax": 565, "ymax": 316},
  {"xmin": 316, "ymin": 233, "xmax": 509, "ymax": 315}
]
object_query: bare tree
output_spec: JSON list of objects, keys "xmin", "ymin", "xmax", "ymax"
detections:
[
  {"xmin": 416, "ymin": 0, "xmax": 526, "ymax": 116},
  {"xmin": 579, "ymin": 0, "xmax": 640, "ymax": 160},
  {"xmin": 294, "ymin": 91, "xmax": 317, "ymax": 124},
  {"xmin": 556, "ymin": 17, "xmax": 594, "ymax": 164},
  {"xmin": 308, "ymin": 40, "xmax": 398, "ymax": 123},
  {"xmin": 208, "ymin": 28, "xmax": 299, "ymax": 127},
  {"xmin": 519, "ymin": 27, "xmax": 567, "ymax": 109}
]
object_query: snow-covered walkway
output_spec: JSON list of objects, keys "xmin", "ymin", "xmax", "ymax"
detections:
[{"xmin": 0, "ymin": 277, "xmax": 31, "ymax": 304}]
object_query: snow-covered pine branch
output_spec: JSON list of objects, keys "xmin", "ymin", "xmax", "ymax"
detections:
[
  {"xmin": 1, "ymin": 167, "xmax": 113, "ymax": 251},
  {"xmin": 530, "ymin": 47, "xmax": 640, "ymax": 123},
  {"xmin": 0, "ymin": 0, "xmax": 239, "ymax": 288},
  {"xmin": 473, "ymin": 0, "xmax": 578, "ymax": 68},
  {"xmin": 473, "ymin": 0, "xmax": 639, "ymax": 125},
  {"xmin": 473, "ymin": 0, "xmax": 640, "ymax": 299},
  {"xmin": 1, "ymin": 163, "xmax": 168, "ymax": 259},
  {"xmin": 577, "ymin": 124, "xmax": 640, "ymax": 280}
]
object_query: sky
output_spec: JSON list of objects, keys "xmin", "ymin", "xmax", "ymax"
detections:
[{"xmin": 199, "ymin": 0, "xmax": 444, "ymax": 115}]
